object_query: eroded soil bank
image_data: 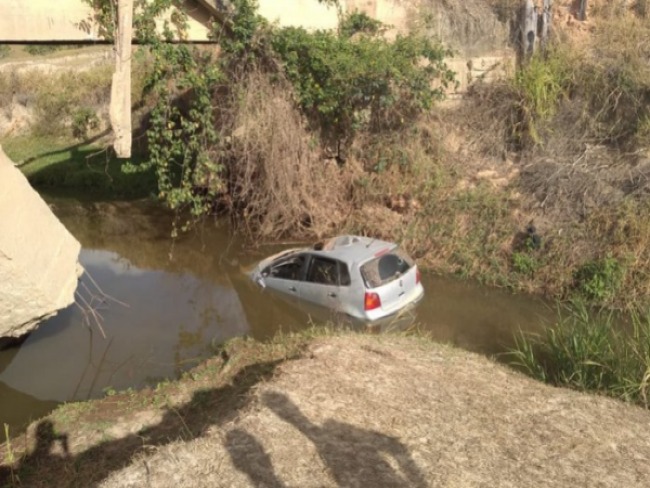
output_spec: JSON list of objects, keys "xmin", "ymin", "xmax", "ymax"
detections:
[{"xmin": 2, "ymin": 332, "xmax": 649, "ymax": 487}]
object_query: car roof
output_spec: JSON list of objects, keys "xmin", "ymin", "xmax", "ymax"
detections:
[{"xmin": 309, "ymin": 235, "xmax": 397, "ymax": 267}]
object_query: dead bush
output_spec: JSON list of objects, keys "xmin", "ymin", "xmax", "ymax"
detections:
[
  {"xmin": 446, "ymin": 80, "xmax": 520, "ymax": 159},
  {"xmin": 222, "ymin": 71, "xmax": 347, "ymax": 240},
  {"xmin": 0, "ymin": 64, "xmax": 113, "ymax": 137}
]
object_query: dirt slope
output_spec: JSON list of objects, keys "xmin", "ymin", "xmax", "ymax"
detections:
[{"xmin": 94, "ymin": 335, "xmax": 650, "ymax": 488}]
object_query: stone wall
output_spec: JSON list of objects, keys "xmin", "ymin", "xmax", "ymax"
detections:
[{"xmin": 0, "ymin": 146, "xmax": 82, "ymax": 337}]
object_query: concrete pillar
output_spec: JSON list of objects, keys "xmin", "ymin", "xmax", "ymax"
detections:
[
  {"xmin": 0, "ymin": 146, "xmax": 82, "ymax": 337},
  {"xmin": 110, "ymin": 0, "xmax": 133, "ymax": 158}
]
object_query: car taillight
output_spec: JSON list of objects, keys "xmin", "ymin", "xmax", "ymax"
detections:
[
  {"xmin": 364, "ymin": 292, "xmax": 381, "ymax": 311},
  {"xmin": 416, "ymin": 267, "xmax": 421, "ymax": 284}
]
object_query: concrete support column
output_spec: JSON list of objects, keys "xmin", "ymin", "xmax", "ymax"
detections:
[{"xmin": 110, "ymin": 0, "xmax": 133, "ymax": 158}]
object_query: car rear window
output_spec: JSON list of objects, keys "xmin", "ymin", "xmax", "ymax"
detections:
[{"xmin": 360, "ymin": 247, "xmax": 414, "ymax": 289}]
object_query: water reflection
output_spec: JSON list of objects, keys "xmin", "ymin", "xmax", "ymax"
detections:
[
  {"xmin": 0, "ymin": 198, "xmax": 553, "ymax": 431},
  {"xmin": 415, "ymin": 275, "xmax": 553, "ymax": 355},
  {"xmin": 1, "ymin": 249, "xmax": 250, "ymax": 403}
]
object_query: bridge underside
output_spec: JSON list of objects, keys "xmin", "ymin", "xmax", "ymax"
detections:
[
  {"xmin": 0, "ymin": 0, "xmax": 352, "ymax": 43},
  {"xmin": 0, "ymin": 0, "xmax": 220, "ymax": 42}
]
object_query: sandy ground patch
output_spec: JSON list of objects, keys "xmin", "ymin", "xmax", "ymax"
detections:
[{"xmin": 95, "ymin": 335, "xmax": 650, "ymax": 488}]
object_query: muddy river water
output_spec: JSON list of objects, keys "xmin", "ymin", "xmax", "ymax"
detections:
[{"xmin": 0, "ymin": 198, "xmax": 555, "ymax": 431}]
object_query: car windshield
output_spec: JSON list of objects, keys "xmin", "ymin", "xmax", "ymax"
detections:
[{"xmin": 360, "ymin": 247, "xmax": 414, "ymax": 289}]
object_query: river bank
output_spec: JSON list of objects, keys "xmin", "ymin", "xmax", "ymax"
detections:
[
  {"xmin": 2, "ymin": 3, "xmax": 650, "ymax": 486},
  {"xmin": 2, "ymin": 3, "xmax": 650, "ymax": 312},
  {"xmin": 1, "ymin": 196, "xmax": 557, "ymax": 435},
  {"xmin": 2, "ymin": 330, "xmax": 650, "ymax": 487}
]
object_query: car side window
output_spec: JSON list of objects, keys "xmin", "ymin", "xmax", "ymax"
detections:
[
  {"xmin": 339, "ymin": 262, "xmax": 351, "ymax": 286},
  {"xmin": 265, "ymin": 254, "xmax": 306, "ymax": 281},
  {"xmin": 306, "ymin": 257, "xmax": 339, "ymax": 286}
]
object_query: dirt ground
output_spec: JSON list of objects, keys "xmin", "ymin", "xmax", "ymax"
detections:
[
  {"xmin": 4, "ymin": 334, "xmax": 649, "ymax": 487},
  {"xmin": 101, "ymin": 336, "xmax": 650, "ymax": 488}
]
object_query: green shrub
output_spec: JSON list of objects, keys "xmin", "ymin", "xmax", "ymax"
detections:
[
  {"xmin": 513, "ymin": 49, "xmax": 573, "ymax": 145},
  {"xmin": 71, "ymin": 107, "xmax": 100, "ymax": 140},
  {"xmin": 574, "ymin": 255, "xmax": 624, "ymax": 303},
  {"xmin": 339, "ymin": 11, "xmax": 383, "ymax": 38},
  {"xmin": 24, "ymin": 44, "xmax": 60, "ymax": 56},
  {"xmin": 271, "ymin": 16, "xmax": 454, "ymax": 149},
  {"xmin": 0, "ymin": 44, "xmax": 10, "ymax": 60},
  {"xmin": 512, "ymin": 251, "xmax": 538, "ymax": 277}
]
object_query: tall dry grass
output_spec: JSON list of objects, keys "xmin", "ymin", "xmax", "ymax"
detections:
[
  {"xmin": 0, "ymin": 51, "xmax": 154, "ymax": 139},
  {"xmin": 221, "ymin": 71, "xmax": 347, "ymax": 240}
]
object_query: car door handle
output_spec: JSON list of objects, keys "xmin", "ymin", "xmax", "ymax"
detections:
[
  {"xmin": 328, "ymin": 292, "xmax": 337, "ymax": 298},
  {"xmin": 289, "ymin": 286, "xmax": 297, "ymax": 292}
]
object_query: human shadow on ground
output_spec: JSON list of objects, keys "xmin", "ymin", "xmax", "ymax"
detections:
[
  {"xmin": 225, "ymin": 428, "xmax": 288, "ymax": 488},
  {"xmin": 0, "ymin": 359, "xmax": 283, "ymax": 488},
  {"xmin": 225, "ymin": 391, "xmax": 428, "ymax": 487}
]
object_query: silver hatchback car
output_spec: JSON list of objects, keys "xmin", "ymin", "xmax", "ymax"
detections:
[{"xmin": 250, "ymin": 235, "xmax": 424, "ymax": 325}]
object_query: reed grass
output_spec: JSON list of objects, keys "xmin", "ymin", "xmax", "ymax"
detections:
[
  {"xmin": 3, "ymin": 423, "xmax": 16, "ymax": 486},
  {"xmin": 509, "ymin": 301, "xmax": 650, "ymax": 407}
]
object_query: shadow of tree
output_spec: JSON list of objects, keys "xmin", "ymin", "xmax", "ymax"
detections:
[
  {"xmin": 7, "ymin": 125, "xmax": 155, "ymax": 199},
  {"xmin": 224, "ymin": 391, "xmax": 428, "ymax": 487},
  {"xmin": 0, "ymin": 359, "xmax": 283, "ymax": 488},
  {"xmin": 16, "ymin": 129, "xmax": 113, "ymax": 168}
]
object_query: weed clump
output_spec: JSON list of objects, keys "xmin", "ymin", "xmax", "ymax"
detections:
[
  {"xmin": 510, "ymin": 302, "xmax": 650, "ymax": 407},
  {"xmin": 573, "ymin": 256, "xmax": 625, "ymax": 303}
]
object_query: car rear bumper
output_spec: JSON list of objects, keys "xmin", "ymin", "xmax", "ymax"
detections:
[{"xmin": 361, "ymin": 285, "xmax": 424, "ymax": 326}]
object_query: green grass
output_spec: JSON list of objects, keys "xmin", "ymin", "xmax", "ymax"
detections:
[
  {"xmin": 508, "ymin": 301, "xmax": 650, "ymax": 407},
  {"xmin": 2, "ymin": 135, "xmax": 156, "ymax": 199},
  {"xmin": 0, "ymin": 45, "xmax": 109, "ymax": 63}
]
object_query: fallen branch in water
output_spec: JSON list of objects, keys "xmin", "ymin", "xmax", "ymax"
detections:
[{"xmin": 74, "ymin": 269, "xmax": 130, "ymax": 339}]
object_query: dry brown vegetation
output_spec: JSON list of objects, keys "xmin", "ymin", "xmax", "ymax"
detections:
[
  {"xmin": 354, "ymin": 0, "xmax": 650, "ymax": 305},
  {"xmin": 0, "ymin": 49, "xmax": 152, "ymax": 140},
  {"xmin": 218, "ymin": 71, "xmax": 349, "ymax": 240},
  {"xmin": 3, "ymin": 332, "xmax": 650, "ymax": 487}
]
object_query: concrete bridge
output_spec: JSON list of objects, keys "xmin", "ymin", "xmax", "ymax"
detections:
[
  {"xmin": 0, "ymin": 0, "xmax": 237, "ymax": 42},
  {"xmin": 0, "ymin": 0, "xmax": 412, "ymax": 42}
]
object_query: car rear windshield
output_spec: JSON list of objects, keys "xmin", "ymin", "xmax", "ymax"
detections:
[{"xmin": 360, "ymin": 247, "xmax": 414, "ymax": 289}]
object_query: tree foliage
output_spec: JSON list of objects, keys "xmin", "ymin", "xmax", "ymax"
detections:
[
  {"xmin": 81, "ymin": 0, "xmax": 188, "ymax": 41},
  {"xmin": 90, "ymin": 0, "xmax": 455, "ymax": 237},
  {"xmin": 272, "ymin": 19, "xmax": 454, "ymax": 151},
  {"xmin": 141, "ymin": 44, "xmax": 221, "ymax": 233}
]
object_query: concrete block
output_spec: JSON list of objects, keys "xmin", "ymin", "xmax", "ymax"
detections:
[{"xmin": 0, "ymin": 145, "xmax": 82, "ymax": 337}]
